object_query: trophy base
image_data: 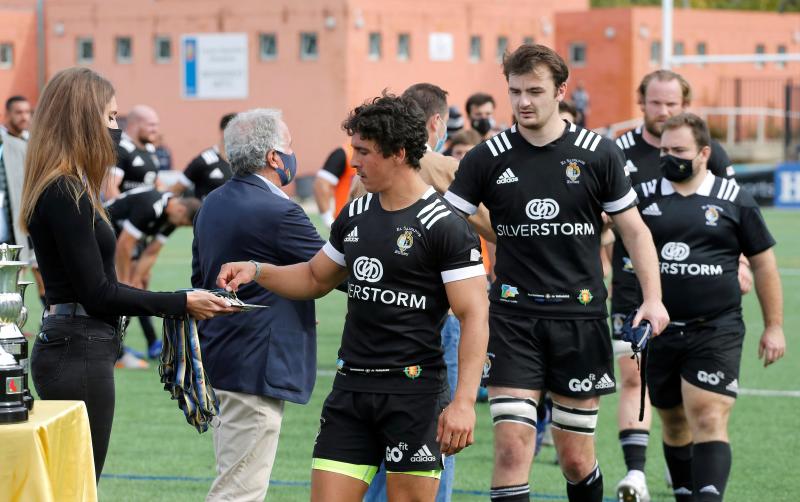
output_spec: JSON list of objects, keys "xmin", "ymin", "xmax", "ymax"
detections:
[{"xmin": 0, "ymin": 403, "xmax": 28, "ymax": 423}]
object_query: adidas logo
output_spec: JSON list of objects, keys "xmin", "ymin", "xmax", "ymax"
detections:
[
  {"xmin": 641, "ymin": 203, "xmax": 662, "ymax": 216},
  {"xmin": 410, "ymin": 444, "xmax": 437, "ymax": 463},
  {"xmin": 594, "ymin": 373, "xmax": 615, "ymax": 390},
  {"xmin": 674, "ymin": 487, "xmax": 693, "ymax": 496},
  {"xmin": 496, "ymin": 168, "xmax": 518, "ymax": 184},
  {"xmin": 699, "ymin": 485, "xmax": 720, "ymax": 495},
  {"xmin": 726, "ymin": 378, "xmax": 739, "ymax": 393},
  {"xmin": 344, "ymin": 226, "xmax": 359, "ymax": 243},
  {"xmin": 209, "ymin": 167, "xmax": 224, "ymax": 179}
]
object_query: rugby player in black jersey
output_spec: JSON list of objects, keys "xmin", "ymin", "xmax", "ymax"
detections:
[
  {"xmin": 637, "ymin": 114, "xmax": 784, "ymax": 502},
  {"xmin": 443, "ymin": 44, "xmax": 669, "ymax": 502},
  {"xmin": 170, "ymin": 113, "xmax": 236, "ymax": 200},
  {"xmin": 104, "ymin": 188, "xmax": 200, "ymax": 363},
  {"xmin": 610, "ymin": 70, "xmax": 748, "ymax": 502},
  {"xmin": 217, "ymin": 94, "xmax": 489, "ymax": 502},
  {"xmin": 106, "ymin": 105, "xmax": 163, "ymax": 198}
]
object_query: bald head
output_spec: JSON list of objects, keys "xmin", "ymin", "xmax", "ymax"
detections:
[{"xmin": 126, "ymin": 104, "xmax": 160, "ymax": 146}]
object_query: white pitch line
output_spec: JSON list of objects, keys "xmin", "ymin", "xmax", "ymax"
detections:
[
  {"xmin": 779, "ymin": 268, "xmax": 800, "ymax": 276},
  {"xmin": 315, "ymin": 370, "xmax": 800, "ymax": 397},
  {"xmin": 738, "ymin": 388, "xmax": 800, "ymax": 398}
]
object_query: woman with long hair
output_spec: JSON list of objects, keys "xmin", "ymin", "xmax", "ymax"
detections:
[{"xmin": 20, "ymin": 67, "xmax": 234, "ymax": 480}]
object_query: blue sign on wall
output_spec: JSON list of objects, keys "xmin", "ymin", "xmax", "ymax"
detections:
[
  {"xmin": 183, "ymin": 38, "xmax": 197, "ymax": 98},
  {"xmin": 774, "ymin": 162, "xmax": 800, "ymax": 209}
]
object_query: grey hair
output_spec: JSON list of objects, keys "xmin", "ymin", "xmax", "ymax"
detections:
[{"xmin": 224, "ymin": 108, "xmax": 284, "ymax": 176}]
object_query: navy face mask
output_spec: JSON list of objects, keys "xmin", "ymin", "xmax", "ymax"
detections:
[{"xmin": 274, "ymin": 150, "xmax": 297, "ymax": 186}]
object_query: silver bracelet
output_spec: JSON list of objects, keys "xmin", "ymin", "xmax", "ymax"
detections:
[{"xmin": 249, "ymin": 260, "xmax": 262, "ymax": 281}]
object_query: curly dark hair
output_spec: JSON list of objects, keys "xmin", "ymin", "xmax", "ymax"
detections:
[{"xmin": 342, "ymin": 93, "xmax": 428, "ymax": 170}]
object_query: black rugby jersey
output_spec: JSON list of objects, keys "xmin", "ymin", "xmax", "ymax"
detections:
[
  {"xmin": 104, "ymin": 187, "xmax": 175, "ymax": 243},
  {"xmin": 323, "ymin": 187, "xmax": 485, "ymax": 393},
  {"xmin": 113, "ymin": 134, "xmax": 160, "ymax": 192},
  {"xmin": 445, "ymin": 121, "xmax": 636, "ymax": 319},
  {"xmin": 638, "ymin": 173, "xmax": 774, "ymax": 322},
  {"xmin": 611, "ymin": 126, "xmax": 735, "ymax": 313},
  {"xmin": 178, "ymin": 146, "xmax": 232, "ymax": 200}
]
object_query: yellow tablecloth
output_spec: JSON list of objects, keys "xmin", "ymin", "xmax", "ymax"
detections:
[{"xmin": 0, "ymin": 400, "xmax": 97, "ymax": 502}]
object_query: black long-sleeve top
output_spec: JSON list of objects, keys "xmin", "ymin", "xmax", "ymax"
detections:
[{"xmin": 27, "ymin": 177, "xmax": 186, "ymax": 321}]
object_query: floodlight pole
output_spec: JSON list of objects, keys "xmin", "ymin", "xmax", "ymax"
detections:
[{"xmin": 662, "ymin": 0, "xmax": 673, "ymax": 69}]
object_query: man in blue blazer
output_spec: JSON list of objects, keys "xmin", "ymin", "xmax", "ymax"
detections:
[{"xmin": 191, "ymin": 108, "xmax": 324, "ymax": 501}]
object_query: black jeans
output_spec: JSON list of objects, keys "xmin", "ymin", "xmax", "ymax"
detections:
[{"xmin": 30, "ymin": 315, "xmax": 120, "ymax": 482}]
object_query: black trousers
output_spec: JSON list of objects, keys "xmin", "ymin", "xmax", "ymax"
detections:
[{"xmin": 30, "ymin": 315, "xmax": 120, "ymax": 482}]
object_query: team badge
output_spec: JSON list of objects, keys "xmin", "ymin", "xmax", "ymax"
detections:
[
  {"xmin": 404, "ymin": 365, "xmax": 422, "ymax": 379},
  {"xmin": 482, "ymin": 353, "xmax": 494, "ymax": 379},
  {"xmin": 396, "ymin": 230, "xmax": 414, "ymax": 255},
  {"xmin": 336, "ymin": 359, "xmax": 345, "ymax": 370},
  {"xmin": 565, "ymin": 162, "xmax": 581, "ymax": 183},
  {"xmin": 702, "ymin": 204, "xmax": 722, "ymax": 226},
  {"xmin": 622, "ymin": 257, "xmax": 635, "ymax": 273},
  {"xmin": 500, "ymin": 284, "xmax": 519, "ymax": 299},
  {"xmin": 577, "ymin": 289, "xmax": 593, "ymax": 305}
]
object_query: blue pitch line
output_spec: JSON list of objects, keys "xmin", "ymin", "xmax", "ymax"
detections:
[{"xmin": 101, "ymin": 473, "xmax": 620, "ymax": 501}]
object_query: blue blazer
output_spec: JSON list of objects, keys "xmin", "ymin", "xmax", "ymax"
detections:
[{"xmin": 191, "ymin": 174, "xmax": 323, "ymax": 403}]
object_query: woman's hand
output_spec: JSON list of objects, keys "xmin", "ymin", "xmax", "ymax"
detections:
[{"xmin": 185, "ymin": 290, "xmax": 237, "ymax": 320}]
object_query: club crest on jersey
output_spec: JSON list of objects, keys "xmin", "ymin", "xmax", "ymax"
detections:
[
  {"xmin": 702, "ymin": 204, "xmax": 723, "ymax": 226},
  {"xmin": 577, "ymin": 289, "xmax": 593, "ymax": 305},
  {"xmin": 483, "ymin": 353, "xmax": 494, "ymax": 379},
  {"xmin": 622, "ymin": 256, "xmax": 635, "ymax": 273},
  {"xmin": 395, "ymin": 230, "xmax": 414, "ymax": 256},
  {"xmin": 561, "ymin": 158, "xmax": 584, "ymax": 184},
  {"xmin": 404, "ymin": 365, "xmax": 422, "ymax": 379},
  {"xmin": 500, "ymin": 284, "xmax": 519, "ymax": 299}
]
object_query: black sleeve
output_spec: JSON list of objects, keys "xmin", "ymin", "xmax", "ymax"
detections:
[
  {"xmin": 708, "ymin": 141, "xmax": 735, "ymax": 179},
  {"xmin": 736, "ymin": 192, "xmax": 776, "ymax": 257},
  {"xmin": 444, "ymin": 146, "xmax": 491, "ymax": 216},
  {"xmin": 183, "ymin": 155, "xmax": 205, "ymax": 184},
  {"xmin": 276, "ymin": 203, "xmax": 325, "ymax": 264},
  {"xmin": 321, "ymin": 148, "xmax": 347, "ymax": 179},
  {"xmin": 434, "ymin": 209, "xmax": 485, "ymax": 283},
  {"xmin": 40, "ymin": 180, "xmax": 186, "ymax": 316},
  {"xmin": 599, "ymin": 140, "xmax": 637, "ymax": 214},
  {"xmin": 157, "ymin": 223, "xmax": 176, "ymax": 240}
]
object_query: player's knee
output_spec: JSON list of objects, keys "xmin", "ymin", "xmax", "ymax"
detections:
[
  {"xmin": 620, "ymin": 367, "xmax": 642, "ymax": 389},
  {"xmin": 691, "ymin": 406, "xmax": 727, "ymax": 435},
  {"xmin": 558, "ymin": 451, "xmax": 596, "ymax": 483},
  {"xmin": 659, "ymin": 407, "xmax": 689, "ymax": 441},
  {"xmin": 494, "ymin": 439, "xmax": 531, "ymax": 471}
]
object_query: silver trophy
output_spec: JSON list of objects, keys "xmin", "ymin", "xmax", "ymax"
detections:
[{"xmin": 0, "ymin": 244, "xmax": 32, "ymax": 411}]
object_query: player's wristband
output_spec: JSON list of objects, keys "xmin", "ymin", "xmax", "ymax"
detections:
[{"xmin": 249, "ymin": 260, "xmax": 262, "ymax": 281}]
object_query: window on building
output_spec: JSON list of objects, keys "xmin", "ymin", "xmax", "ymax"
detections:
[
  {"xmin": 777, "ymin": 44, "xmax": 786, "ymax": 68},
  {"xmin": 116, "ymin": 36, "xmax": 132, "ymax": 64},
  {"xmin": 569, "ymin": 42, "xmax": 586, "ymax": 66},
  {"xmin": 523, "ymin": 36, "xmax": 534, "ymax": 46},
  {"xmin": 672, "ymin": 41, "xmax": 684, "ymax": 66},
  {"xmin": 0, "ymin": 43, "xmax": 12, "ymax": 69},
  {"xmin": 496, "ymin": 36, "xmax": 508, "ymax": 63},
  {"xmin": 650, "ymin": 40, "xmax": 661, "ymax": 65},
  {"xmin": 368, "ymin": 32, "xmax": 381, "ymax": 60},
  {"xmin": 154, "ymin": 36, "xmax": 171, "ymax": 63},
  {"xmin": 259, "ymin": 33, "xmax": 277, "ymax": 61},
  {"xmin": 755, "ymin": 43, "xmax": 765, "ymax": 68},
  {"xmin": 469, "ymin": 35, "xmax": 481, "ymax": 62},
  {"xmin": 300, "ymin": 32, "xmax": 318, "ymax": 60},
  {"xmin": 77, "ymin": 37, "xmax": 94, "ymax": 64},
  {"xmin": 397, "ymin": 33, "xmax": 410, "ymax": 61},
  {"xmin": 695, "ymin": 42, "xmax": 706, "ymax": 67}
]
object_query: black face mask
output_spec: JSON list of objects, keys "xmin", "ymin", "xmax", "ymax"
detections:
[
  {"xmin": 107, "ymin": 127, "xmax": 122, "ymax": 146},
  {"xmin": 660, "ymin": 154, "xmax": 696, "ymax": 182},
  {"xmin": 471, "ymin": 117, "xmax": 494, "ymax": 136}
]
